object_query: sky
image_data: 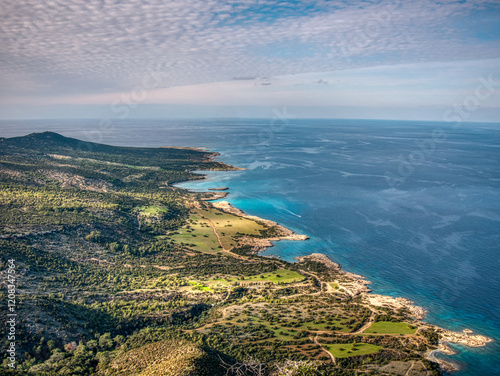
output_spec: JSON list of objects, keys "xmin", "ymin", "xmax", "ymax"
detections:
[{"xmin": 0, "ymin": 0, "xmax": 499, "ymax": 121}]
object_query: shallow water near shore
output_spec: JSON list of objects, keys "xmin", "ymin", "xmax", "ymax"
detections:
[{"xmin": 2, "ymin": 118, "xmax": 499, "ymax": 375}]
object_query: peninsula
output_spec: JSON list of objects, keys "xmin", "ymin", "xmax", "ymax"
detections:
[{"xmin": 0, "ymin": 132, "xmax": 492, "ymax": 376}]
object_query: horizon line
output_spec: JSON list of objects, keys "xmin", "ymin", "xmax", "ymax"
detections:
[{"xmin": 0, "ymin": 117, "xmax": 499, "ymax": 125}]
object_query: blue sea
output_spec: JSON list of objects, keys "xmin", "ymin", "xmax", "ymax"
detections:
[{"xmin": 1, "ymin": 118, "xmax": 499, "ymax": 375}]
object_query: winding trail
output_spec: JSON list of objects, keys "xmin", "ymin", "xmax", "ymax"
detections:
[
  {"xmin": 204, "ymin": 215, "xmax": 226, "ymax": 250},
  {"xmin": 312, "ymin": 334, "xmax": 336, "ymax": 366},
  {"xmin": 404, "ymin": 361, "xmax": 416, "ymax": 376},
  {"xmin": 196, "ymin": 211, "xmax": 245, "ymax": 260}
]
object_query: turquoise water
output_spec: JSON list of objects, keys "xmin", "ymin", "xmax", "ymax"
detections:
[{"xmin": 1, "ymin": 118, "xmax": 499, "ymax": 375}]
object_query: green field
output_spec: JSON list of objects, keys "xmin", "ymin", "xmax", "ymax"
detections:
[
  {"xmin": 188, "ymin": 281, "xmax": 212, "ymax": 291},
  {"xmin": 170, "ymin": 212, "xmax": 221, "ymax": 252},
  {"xmin": 199, "ymin": 208, "xmax": 264, "ymax": 249},
  {"xmin": 325, "ymin": 343, "xmax": 381, "ymax": 358},
  {"xmin": 170, "ymin": 208, "xmax": 266, "ymax": 252},
  {"xmin": 137, "ymin": 205, "xmax": 168, "ymax": 216},
  {"xmin": 364, "ymin": 321, "xmax": 417, "ymax": 334},
  {"xmin": 230, "ymin": 269, "xmax": 305, "ymax": 284}
]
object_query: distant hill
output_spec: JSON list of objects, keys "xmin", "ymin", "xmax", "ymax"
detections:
[
  {"xmin": 1, "ymin": 131, "xmax": 85, "ymax": 150},
  {"xmin": 0, "ymin": 131, "xmax": 236, "ymax": 191},
  {"xmin": 0, "ymin": 131, "xmax": 231, "ymax": 172}
]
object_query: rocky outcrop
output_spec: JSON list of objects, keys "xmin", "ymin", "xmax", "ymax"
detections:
[
  {"xmin": 199, "ymin": 192, "xmax": 228, "ymax": 200},
  {"xmin": 439, "ymin": 329, "xmax": 494, "ymax": 347},
  {"xmin": 295, "ymin": 253, "xmax": 342, "ymax": 272},
  {"xmin": 366, "ymin": 294, "xmax": 427, "ymax": 320}
]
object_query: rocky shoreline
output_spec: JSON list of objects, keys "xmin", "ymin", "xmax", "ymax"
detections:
[
  {"xmin": 199, "ymin": 191, "xmax": 228, "ymax": 200},
  {"xmin": 438, "ymin": 328, "xmax": 493, "ymax": 348},
  {"xmin": 295, "ymin": 253, "xmax": 427, "ymax": 319},
  {"xmin": 294, "ymin": 253, "xmax": 493, "ymax": 373},
  {"xmin": 427, "ymin": 348, "xmax": 460, "ymax": 374}
]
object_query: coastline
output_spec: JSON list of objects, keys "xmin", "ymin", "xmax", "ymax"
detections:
[
  {"xmin": 428, "ymin": 344, "xmax": 461, "ymax": 374},
  {"xmin": 203, "ymin": 196, "xmax": 493, "ymax": 373},
  {"xmin": 180, "ymin": 166, "xmax": 494, "ymax": 375},
  {"xmin": 291, "ymin": 255, "xmax": 493, "ymax": 373}
]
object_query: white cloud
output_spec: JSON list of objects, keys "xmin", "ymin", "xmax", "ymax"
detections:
[
  {"xmin": 23, "ymin": 58, "xmax": 498, "ymax": 114},
  {"xmin": 0, "ymin": 0, "xmax": 499, "ymax": 112}
]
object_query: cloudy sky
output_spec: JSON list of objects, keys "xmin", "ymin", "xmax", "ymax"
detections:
[{"xmin": 1, "ymin": 0, "xmax": 499, "ymax": 121}]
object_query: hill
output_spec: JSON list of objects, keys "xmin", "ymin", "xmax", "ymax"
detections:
[
  {"xmin": 0, "ymin": 131, "xmax": 235, "ymax": 189},
  {"xmin": 102, "ymin": 339, "xmax": 225, "ymax": 376}
]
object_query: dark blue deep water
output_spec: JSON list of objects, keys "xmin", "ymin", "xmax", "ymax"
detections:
[{"xmin": 1, "ymin": 118, "xmax": 499, "ymax": 375}]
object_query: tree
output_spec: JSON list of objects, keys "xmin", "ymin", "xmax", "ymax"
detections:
[
  {"xmin": 98, "ymin": 333, "xmax": 113, "ymax": 350},
  {"xmin": 85, "ymin": 231, "xmax": 103, "ymax": 243}
]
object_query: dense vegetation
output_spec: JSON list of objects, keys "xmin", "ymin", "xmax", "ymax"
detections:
[{"xmin": 0, "ymin": 132, "xmax": 442, "ymax": 375}]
